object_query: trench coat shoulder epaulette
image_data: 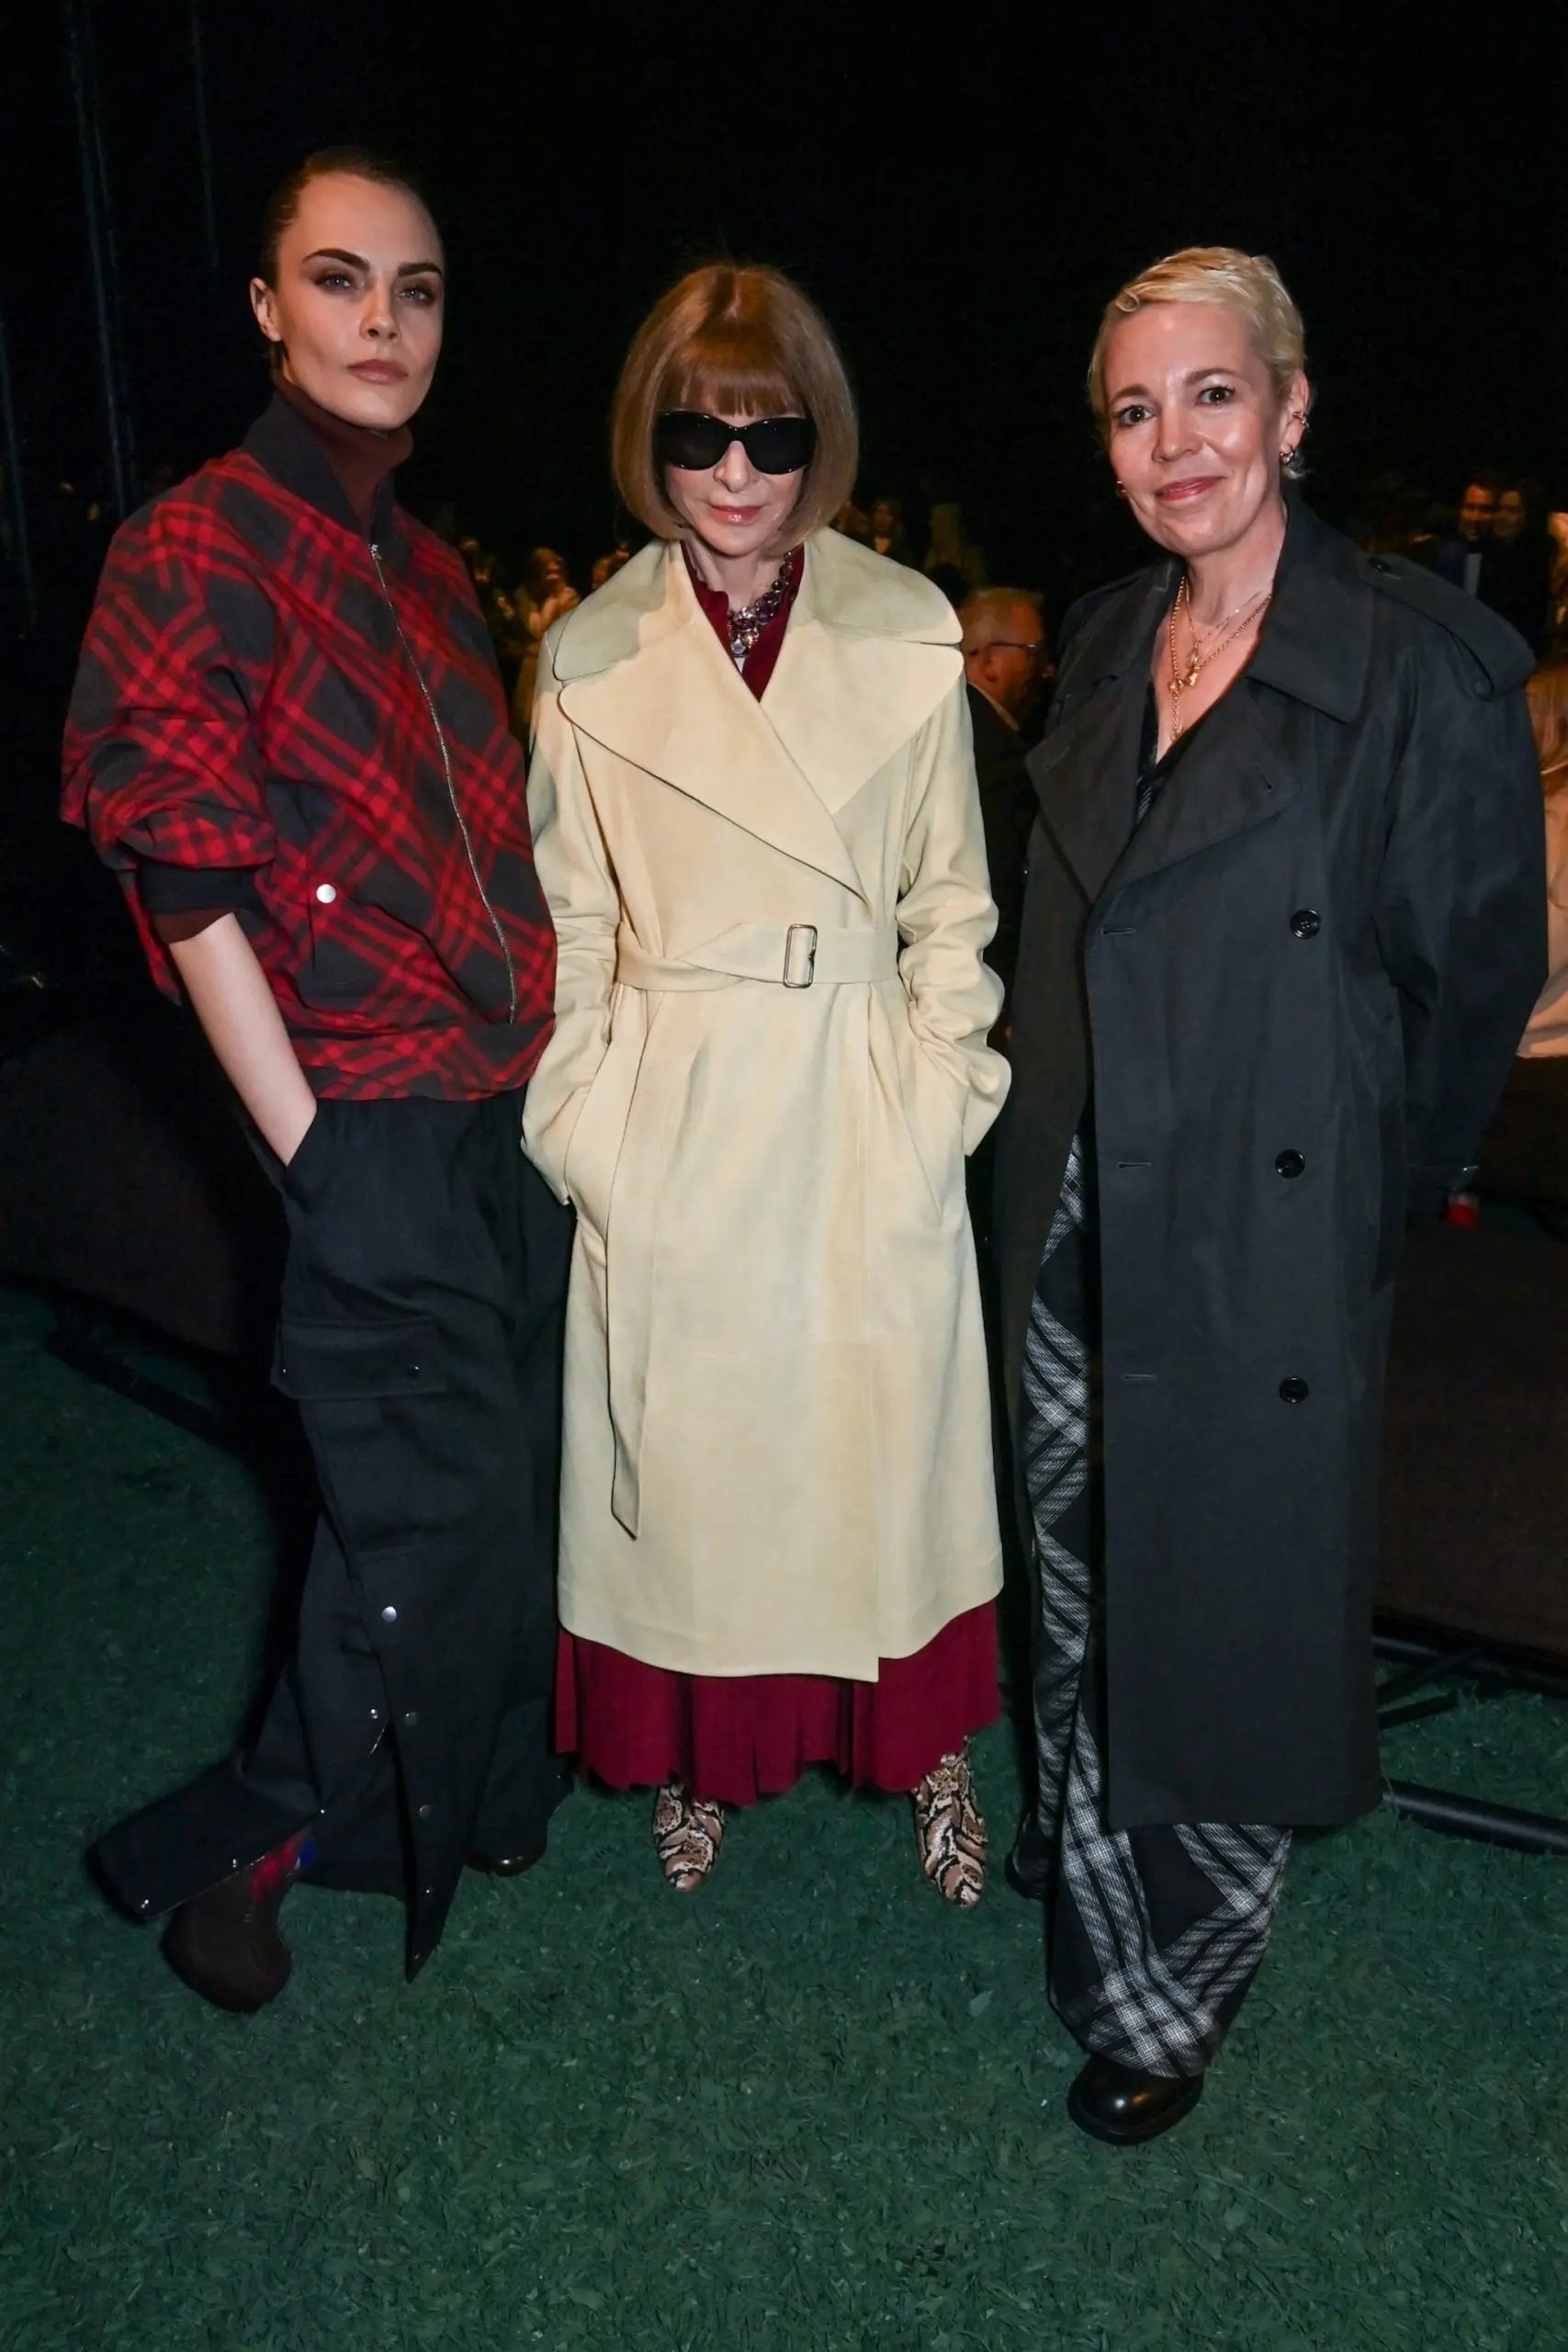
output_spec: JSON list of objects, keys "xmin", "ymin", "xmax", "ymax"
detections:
[{"xmin": 1355, "ymin": 548, "xmax": 1534, "ymax": 696}]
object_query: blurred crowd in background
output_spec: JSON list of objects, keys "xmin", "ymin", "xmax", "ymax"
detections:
[
  {"xmin": 8, "ymin": 455, "xmax": 1567, "ymax": 728},
  {"xmin": 442, "ymin": 468, "xmax": 1568, "ymax": 746}
]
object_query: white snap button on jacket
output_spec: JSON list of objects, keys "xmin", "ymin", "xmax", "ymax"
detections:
[{"xmin": 315, "ymin": 882, "xmax": 337, "ymax": 904}]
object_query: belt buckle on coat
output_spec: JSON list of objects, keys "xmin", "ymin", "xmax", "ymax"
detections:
[{"xmin": 783, "ymin": 923, "xmax": 818, "ymax": 989}]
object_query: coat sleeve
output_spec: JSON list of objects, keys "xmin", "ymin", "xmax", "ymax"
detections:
[
  {"xmin": 520, "ymin": 628, "xmax": 620, "ymax": 1201},
  {"xmin": 1373, "ymin": 641, "xmax": 1547, "ymax": 1205},
  {"xmin": 896, "ymin": 677, "xmax": 1011, "ymax": 1151}
]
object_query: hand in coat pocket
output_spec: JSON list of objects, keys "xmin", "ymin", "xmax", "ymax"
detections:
[{"xmin": 893, "ymin": 1029, "xmax": 969, "ymax": 1222}]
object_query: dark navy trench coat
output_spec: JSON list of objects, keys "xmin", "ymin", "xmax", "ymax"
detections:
[{"xmin": 994, "ymin": 497, "xmax": 1546, "ymax": 1828}]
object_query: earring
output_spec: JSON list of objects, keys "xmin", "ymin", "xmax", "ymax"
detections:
[{"xmin": 1113, "ymin": 481, "xmax": 1128, "ymax": 500}]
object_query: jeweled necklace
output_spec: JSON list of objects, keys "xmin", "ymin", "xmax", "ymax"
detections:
[
  {"xmin": 724, "ymin": 551, "xmax": 796, "ymax": 668},
  {"xmin": 1166, "ymin": 571, "xmax": 1274, "ymax": 736}
]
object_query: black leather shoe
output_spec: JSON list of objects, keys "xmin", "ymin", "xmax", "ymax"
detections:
[
  {"xmin": 468, "ymin": 1838, "xmax": 547, "ymax": 1878},
  {"xmin": 1066, "ymin": 2053, "xmax": 1204, "ymax": 2145},
  {"xmin": 163, "ymin": 1861, "xmax": 296, "ymax": 2015}
]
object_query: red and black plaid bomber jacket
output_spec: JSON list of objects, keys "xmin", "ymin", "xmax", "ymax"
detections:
[{"xmin": 62, "ymin": 396, "xmax": 556, "ymax": 1098}]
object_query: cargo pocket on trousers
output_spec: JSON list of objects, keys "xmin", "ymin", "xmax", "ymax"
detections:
[{"xmin": 274, "ymin": 1316, "xmax": 447, "ymax": 1558}]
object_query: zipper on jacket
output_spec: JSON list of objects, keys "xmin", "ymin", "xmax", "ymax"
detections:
[{"xmin": 369, "ymin": 541, "xmax": 519, "ymax": 1023}]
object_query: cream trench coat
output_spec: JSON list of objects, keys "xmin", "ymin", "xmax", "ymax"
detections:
[{"xmin": 523, "ymin": 528, "xmax": 1010, "ymax": 1679}]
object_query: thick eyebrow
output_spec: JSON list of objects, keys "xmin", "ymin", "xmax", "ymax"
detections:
[
  {"xmin": 301, "ymin": 247, "xmax": 446, "ymax": 279},
  {"xmin": 1107, "ymin": 365, "xmax": 1242, "ymax": 406}
]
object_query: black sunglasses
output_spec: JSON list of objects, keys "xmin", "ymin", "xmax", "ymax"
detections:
[{"xmin": 654, "ymin": 411, "xmax": 818, "ymax": 476}]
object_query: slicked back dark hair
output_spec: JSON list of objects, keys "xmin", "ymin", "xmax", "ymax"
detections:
[{"xmin": 256, "ymin": 146, "xmax": 434, "ymax": 286}]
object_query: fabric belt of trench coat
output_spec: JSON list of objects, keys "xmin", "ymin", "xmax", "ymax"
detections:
[
  {"xmin": 614, "ymin": 923, "xmax": 900, "ymax": 991},
  {"xmin": 603, "ymin": 920, "xmax": 900, "ymax": 1537}
]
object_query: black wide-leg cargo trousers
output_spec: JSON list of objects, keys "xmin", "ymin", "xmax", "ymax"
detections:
[{"xmin": 95, "ymin": 1089, "xmax": 573, "ymax": 1976}]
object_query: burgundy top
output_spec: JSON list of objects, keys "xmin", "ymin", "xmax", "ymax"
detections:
[
  {"xmin": 274, "ymin": 374, "xmax": 412, "ymax": 534},
  {"xmin": 685, "ymin": 544, "xmax": 805, "ymax": 701}
]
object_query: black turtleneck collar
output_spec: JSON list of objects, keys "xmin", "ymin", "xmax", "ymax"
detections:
[{"xmin": 241, "ymin": 378, "xmax": 412, "ymax": 541}]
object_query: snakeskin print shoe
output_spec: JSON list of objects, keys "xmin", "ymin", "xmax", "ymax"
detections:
[
  {"xmin": 651, "ymin": 1781, "xmax": 726, "ymax": 1892},
  {"xmin": 912, "ymin": 1744, "xmax": 987, "ymax": 1906}
]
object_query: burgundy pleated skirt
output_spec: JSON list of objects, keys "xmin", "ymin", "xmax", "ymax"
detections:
[{"xmin": 556, "ymin": 1600, "xmax": 999, "ymax": 1806}]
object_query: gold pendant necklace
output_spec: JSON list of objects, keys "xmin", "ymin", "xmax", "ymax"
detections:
[{"xmin": 1167, "ymin": 571, "xmax": 1274, "ymax": 733}]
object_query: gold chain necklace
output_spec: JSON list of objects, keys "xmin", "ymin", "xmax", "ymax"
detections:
[{"xmin": 1166, "ymin": 573, "xmax": 1274, "ymax": 736}]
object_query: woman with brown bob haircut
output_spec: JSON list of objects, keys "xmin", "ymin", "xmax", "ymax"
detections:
[{"xmin": 524, "ymin": 262, "xmax": 1010, "ymax": 1898}]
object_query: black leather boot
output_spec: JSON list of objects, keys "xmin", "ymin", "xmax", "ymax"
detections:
[
  {"xmin": 162, "ymin": 1831, "xmax": 313, "ymax": 2015},
  {"xmin": 468, "ymin": 1838, "xmax": 547, "ymax": 1878},
  {"xmin": 1066, "ymin": 2052, "xmax": 1205, "ymax": 2145}
]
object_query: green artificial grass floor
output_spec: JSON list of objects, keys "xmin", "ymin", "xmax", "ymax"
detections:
[{"xmin": 2, "ymin": 1280, "xmax": 1566, "ymax": 2351}]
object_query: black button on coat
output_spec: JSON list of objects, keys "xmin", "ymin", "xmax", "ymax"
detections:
[{"xmin": 994, "ymin": 497, "xmax": 1546, "ymax": 1828}]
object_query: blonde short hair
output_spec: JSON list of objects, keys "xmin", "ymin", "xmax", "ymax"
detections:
[
  {"xmin": 1088, "ymin": 245, "xmax": 1310, "ymax": 479},
  {"xmin": 611, "ymin": 263, "xmax": 858, "ymax": 543}
]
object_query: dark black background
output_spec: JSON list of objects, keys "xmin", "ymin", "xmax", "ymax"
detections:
[{"xmin": 4, "ymin": 0, "xmax": 1563, "ymax": 628}]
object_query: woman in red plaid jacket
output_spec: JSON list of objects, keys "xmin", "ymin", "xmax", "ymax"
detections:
[{"xmin": 62, "ymin": 150, "xmax": 571, "ymax": 2013}]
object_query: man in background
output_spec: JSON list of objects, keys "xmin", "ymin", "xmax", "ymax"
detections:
[
  {"xmin": 1485, "ymin": 485, "xmax": 1553, "ymax": 654},
  {"xmin": 1433, "ymin": 474, "xmax": 1499, "ymax": 599}
]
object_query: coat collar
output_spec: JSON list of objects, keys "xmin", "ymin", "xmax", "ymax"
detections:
[
  {"xmin": 1030, "ymin": 497, "xmax": 1375, "ymax": 904},
  {"xmin": 1050, "ymin": 496, "xmax": 1374, "ymax": 718},
  {"xmin": 1111, "ymin": 684, "xmax": 1298, "ymax": 898},
  {"xmin": 1026, "ymin": 573, "xmax": 1163, "ymax": 904},
  {"xmin": 1248, "ymin": 495, "xmax": 1373, "ymax": 722},
  {"xmin": 241, "ymin": 393, "xmax": 400, "ymax": 545},
  {"xmin": 551, "ymin": 530, "xmax": 962, "ymax": 904}
]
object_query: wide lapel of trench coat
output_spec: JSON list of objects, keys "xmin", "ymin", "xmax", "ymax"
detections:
[
  {"xmin": 546, "ymin": 530, "xmax": 967, "ymax": 1535},
  {"xmin": 1106, "ymin": 504, "xmax": 1375, "ymax": 902},
  {"xmin": 1036, "ymin": 499, "xmax": 1376, "ymax": 920},
  {"xmin": 553, "ymin": 531, "xmax": 964, "ymax": 901},
  {"xmin": 1028, "ymin": 566, "xmax": 1167, "ymax": 908}
]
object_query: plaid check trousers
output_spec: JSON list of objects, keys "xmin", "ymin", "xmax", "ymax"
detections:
[{"xmin": 1017, "ymin": 1129, "xmax": 1292, "ymax": 2079}]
